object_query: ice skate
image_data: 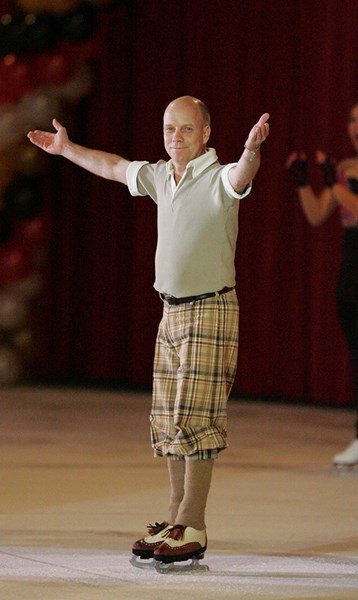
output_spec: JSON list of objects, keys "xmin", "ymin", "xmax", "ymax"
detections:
[
  {"xmin": 130, "ymin": 554, "xmax": 157, "ymax": 570},
  {"xmin": 154, "ymin": 555, "xmax": 209, "ymax": 573},
  {"xmin": 153, "ymin": 524, "xmax": 209, "ymax": 572},
  {"xmin": 130, "ymin": 521, "xmax": 172, "ymax": 568},
  {"xmin": 333, "ymin": 439, "xmax": 358, "ymax": 469}
]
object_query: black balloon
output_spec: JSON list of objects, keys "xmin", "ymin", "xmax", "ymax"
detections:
[
  {"xmin": 0, "ymin": 12, "xmax": 59, "ymax": 55},
  {"xmin": 2, "ymin": 175, "xmax": 43, "ymax": 220},
  {"xmin": 0, "ymin": 15, "xmax": 21, "ymax": 56},
  {"xmin": 0, "ymin": 212, "xmax": 13, "ymax": 245},
  {"xmin": 61, "ymin": 2, "xmax": 97, "ymax": 43},
  {"xmin": 95, "ymin": 0, "xmax": 124, "ymax": 12},
  {"xmin": 21, "ymin": 13, "xmax": 60, "ymax": 53}
]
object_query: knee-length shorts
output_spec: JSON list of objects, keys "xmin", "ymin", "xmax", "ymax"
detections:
[{"xmin": 151, "ymin": 289, "xmax": 239, "ymax": 458}]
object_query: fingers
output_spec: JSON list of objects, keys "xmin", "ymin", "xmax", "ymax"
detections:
[
  {"xmin": 27, "ymin": 130, "xmax": 41, "ymax": 143},
  {"xmin": 27, "ymin": 117, "xmax": 61, "ymax": 139},
  {"xmin": 257, "ymin": 112, "xmax": 270, "ymax": 126},
  {"xmin": 27, "ymin": 130, "xmax": 50, "ymax": 141},
  {"xmin": 52, "ymin": 118, "xmax": 62, "ymax": 131},
  {"xmin": 248, "ymin": 113, "xmax": 270, "ymax": 146},
  {"xmin": 26, "ymin": 131, "xmax": 46, "ymax": 148}
]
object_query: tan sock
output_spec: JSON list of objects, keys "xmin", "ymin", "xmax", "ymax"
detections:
[
  {"xmin": 175, "ymin": 458, "xmax": 214, "ymax": 530},
  {"xmin": 167, "ymin": 458, "xmax": 186, "ymax": 524}
]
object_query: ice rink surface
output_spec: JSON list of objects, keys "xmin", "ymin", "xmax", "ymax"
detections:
[{"xmin": 1, "ymin": 386, "xmax": 357, "ymax": 599}]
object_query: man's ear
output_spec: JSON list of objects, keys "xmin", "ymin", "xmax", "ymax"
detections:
[{"xmin": 203, "ymin": 125, "xmax": 211, "ymax": 144}]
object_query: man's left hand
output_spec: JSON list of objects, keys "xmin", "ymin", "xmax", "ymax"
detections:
[{"xmin": 245, "ymin": 113, "xmax": 270, "ymax": 151}]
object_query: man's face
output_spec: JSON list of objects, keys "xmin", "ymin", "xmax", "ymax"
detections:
[{"xmin": 163, "ymin": 99, "xmax": 210, "ymax": 167}]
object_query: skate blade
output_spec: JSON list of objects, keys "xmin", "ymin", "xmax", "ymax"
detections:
[
  {"xmin": 155, "ymin": 555, "xmax": 210, "ymax": 574},
  {"xmin": 332, "ymin": 463, "xmax": 358, "ymax": 476},
  {"xmin": 130, "ymin": 554, "xmax": 156, "ymax": 569}
]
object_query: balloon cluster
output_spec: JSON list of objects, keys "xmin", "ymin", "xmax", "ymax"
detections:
[
  {"xmin": 0, "ymin": 0, "xmax": 122, "ymax": 384},
  {"xmin": 0, "ymin": 164, "xmax": 50, "ymax": 385}
]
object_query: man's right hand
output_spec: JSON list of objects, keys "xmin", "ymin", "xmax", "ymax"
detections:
[{"xmin": 27, "ymin": 118, "xmax": 68, "ymax": 155}]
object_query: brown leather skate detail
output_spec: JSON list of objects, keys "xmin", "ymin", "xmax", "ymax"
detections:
[
  {"xmin": 166, "ymin": 524, "xmax": 186, "ymax": 540},
  {"xmin": 153, "ymin": 525, "xmax": 207, "ymax": 563},
  {"xmin": 132, "ymin": 536, "xmax": 164, "ymax": 558},
  {"xmin": 158, "ymin": 541, "xmax": 205, "ymax": 555},
  {"xmin": 132, "ymin": 522, "xmax": 172, "ymax": 558},
  {"xmin": 147, "ymin": 521, "xmax": 169, "ymax": 535},
  {"xmin": 154, "ymin": 540, "xmax": 206, "ymax": 563}
]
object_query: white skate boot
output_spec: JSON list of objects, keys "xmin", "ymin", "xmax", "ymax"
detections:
[{"xmin": 333, "ymin": 439, "xmax": 358, "ymax": 468}]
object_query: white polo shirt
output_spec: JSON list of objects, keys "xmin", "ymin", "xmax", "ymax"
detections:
[{"xmin": 126, "ymin": 148, "xmax": 251, "ymax": 297}]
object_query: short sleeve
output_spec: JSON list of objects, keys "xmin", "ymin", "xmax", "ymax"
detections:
[
  {"xmin": 126, "ymin": 161, "xmax": 150, "ymax": 196},
  {"xmin": 221, "ymin": 163, "xmax": 252, "ymax": 200}
]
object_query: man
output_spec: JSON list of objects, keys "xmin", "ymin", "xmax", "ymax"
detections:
[{"xmin": 27, "ymin": 96, "xmax": 270, "ymax": 564}]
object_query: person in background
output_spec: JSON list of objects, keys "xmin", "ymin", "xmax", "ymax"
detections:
[
  {"xmin": 28, "ymin": 96, "xmax": 270, "ymax": 563},
  {"xmin": 286, "ymin": 101, "xmax": 358, "ymax": 468}
]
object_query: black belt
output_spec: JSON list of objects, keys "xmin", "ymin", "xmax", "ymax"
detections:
[{"xmin": 161, "ymin": 287, "xmax": 234, "ymax": 305}]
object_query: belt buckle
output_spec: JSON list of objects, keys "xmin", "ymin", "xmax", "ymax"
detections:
[{"xmin": 162, "ymin": 293, "xmax": 176, "ymax": 305}]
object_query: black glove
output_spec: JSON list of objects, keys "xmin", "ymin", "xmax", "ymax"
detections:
[
  {"xmin": 318, "ymin": 157, "xmax": 338, "ymax": 188},
  {"xmin": 286, "ymin": 157, "xmax": 308, "ymax": 188}
]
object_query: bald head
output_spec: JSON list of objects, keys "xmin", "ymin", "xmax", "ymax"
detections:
[{"xmin": 165, "ymin": 96, "xmax": 211, "ymax": 126}]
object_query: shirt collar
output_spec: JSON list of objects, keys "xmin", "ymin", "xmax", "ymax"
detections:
[{"xmin": 166, "ymin": 147, "xmax": 218, "ymax": 180}]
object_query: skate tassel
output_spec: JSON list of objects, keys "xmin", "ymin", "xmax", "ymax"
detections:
[
  {"xmin": 166, "ymin": 524, "xmax": 186, "ymax": 540},
  {"xmin": 147, "ymin": 521, "xmax": 169, "ymax": 535}
]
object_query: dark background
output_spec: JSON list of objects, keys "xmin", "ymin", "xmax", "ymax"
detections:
[{"xmin": 8, "ymin": 0, "xmax": 358, "ymax": 406}]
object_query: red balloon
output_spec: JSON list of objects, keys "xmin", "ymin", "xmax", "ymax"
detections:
[
  {"xmin": 0, "ymin": 86, "xmax": 14, "ymax": 104},
  {"xmin": 0, "ymin": 243, "xmax": 31, "ymax": 284},
  {"xmin": 73, "ymin": 36, "xmax": 101, "ymax": 59},
  {"xmin": 0, "ymin": 55, "xmax": 34, "ymax": 101},
  {"xmin": 0, "ymin": 60, "xmax": 16, "ymax": 103},
  {"xmin": 34, "ymin": 51, "xmax": 74, "ymax": 84},
  {"xmin": 15, "ymin": 213, "xmax": 52, "ymax": 250}
]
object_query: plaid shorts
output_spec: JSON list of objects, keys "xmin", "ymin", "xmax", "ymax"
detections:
[{"xmin": 151, "ymin": 289, "xmax": 239, "ymax": 458}]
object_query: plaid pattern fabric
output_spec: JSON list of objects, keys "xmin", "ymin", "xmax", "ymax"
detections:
[
  {"xmin": 151, "ymin": 289, "xmax": 239, "ymax": 457},
  {"xmin": 167, "ymin": 449, "xmax": 218, "ymax": 461}
]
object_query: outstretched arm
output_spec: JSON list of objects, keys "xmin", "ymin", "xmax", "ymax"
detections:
[
  {"xmin": 27, "ymin": 119, "xmax": 131, "ymax": 185},
  {"xmin": 228, "ymin": 112, "xmax": 270, "ymax": 193}
]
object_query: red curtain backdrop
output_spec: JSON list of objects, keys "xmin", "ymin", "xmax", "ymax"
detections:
[{"xmin": 24, "ymin": 0, "xmax": 358, "ymax": 406}]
